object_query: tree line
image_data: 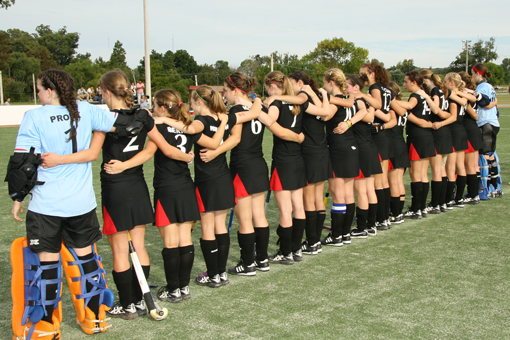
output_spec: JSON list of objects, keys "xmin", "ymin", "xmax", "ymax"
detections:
[{"xmin": 0, "ymin": 25, "xmax": 508, "ymax": 103}]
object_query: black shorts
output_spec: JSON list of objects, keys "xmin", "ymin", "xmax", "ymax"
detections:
[
  {"xmin": 464, "ymin": 124, "xmax": 483, "ymax": 153},
  {"xmin": 389, "ymin": 137, "xmax": 411, "ymax": 170},
  {"xmin": 432, "ymin": 126, "xmax": 453, "ymax": 155},
  {"xmin": 102, "ymin": 179, "xmax": 154, "ymax": 235},
  {"xmin": 356, "ymin": 142, "xmax": 382, "ymax": 179},
  {"xmin": 302, "ymin": 146, "xmax": 333, "ymax": 183},
  {"xmin": 270, "ymin": 159, "xmax": 307, "ymax": 191},
  {"xmin": 154, "ymin": 182, "xmax": 200, "ymax": 226},
  {"xmin": 26, "ymin": 208, "xmax": 102, "ymax": 253},
  {"xmin": 372, "ymin": 130, "xmax": 391, "ymax": 161},
  {"xmin": 230, "ymin": 157, "xmax": 269, "ymax": 198},
  {"xmin": 480, "ymin": 123, "xmax": 499, "ymax": 154},
  {"xmin": 196, "ymin": 173, "xmax": 236, "ymax": 212},
  {"xmin": 330, "ymin": 143, "xmax": 360, "ymax": 178},
  {"xmin": 450, "ymin": 125, "xmax": 468, "ymax": 152},
  {"xmin": 407, "ymin": 133, "xmax": 436, "ymax": 161}
]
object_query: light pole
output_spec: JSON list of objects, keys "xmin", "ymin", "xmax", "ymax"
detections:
[
  {"xmin": 143, "ymin": 0, "xmax": 151, "ymax": 108},
  {"xmin": 462, "ymin": 40, "xmax": 471, "ymax": 73}
]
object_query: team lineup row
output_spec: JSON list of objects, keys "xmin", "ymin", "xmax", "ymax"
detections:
[{"xmin": 7, "ymin": 62, "xmax": 500, "ymax": 338}]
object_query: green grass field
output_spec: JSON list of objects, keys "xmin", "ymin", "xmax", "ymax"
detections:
[{"xmin": 1, "ymin": 110, "xmax": 509, "ymax": 339}]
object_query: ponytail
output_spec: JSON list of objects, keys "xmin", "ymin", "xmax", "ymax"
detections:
[
  {"xmin": 154, "ymin": 89, "xmax": 191, "ymax": 126},
  {"xmin": 192, "ymin": 85, "xmax": 227, "ymax": 114},
  {"xmin": 99, "ymin": 69, "xmax": 135, "ymax": 109},
  {"xmin": 264, "ymin": 71, "xmax": 301, "ymax": 116}
]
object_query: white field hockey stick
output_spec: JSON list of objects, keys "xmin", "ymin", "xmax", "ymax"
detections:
[{"xmin": 128, "ymin": 232, "xmax": 169, "ymax": 321}]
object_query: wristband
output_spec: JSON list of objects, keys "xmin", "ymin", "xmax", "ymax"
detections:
[
  {"xmin": 187, "ymin": 153, "xmax": 194, "ymax": 164},
  {"xmin": 346, "ymin": 120, "xmax": 352, "ymax": 128}
]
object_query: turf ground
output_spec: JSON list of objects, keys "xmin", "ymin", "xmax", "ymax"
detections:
[{"xmin": 0, "ymin": 109, "xmax": 509, "ymax": 339}]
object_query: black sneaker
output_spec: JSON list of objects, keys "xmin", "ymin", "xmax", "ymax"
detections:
[
  {"xmin": 446, "ymin": 201, "xmax": 454, "ymax": 210},
  {"xmin": 404, "ymin": 209, "xmax": 422, "ymax": 219},
  {"xmin": 366, "ymin": 226, "xmax": 377, "ymax": 236},
  {"xmin": 392, "ymin": 214, "xmax": 404, "ymax": 224},
  {"xmin": 134, "ymin": 299, "xmax": 147, "ymax": 316},
  {"xmin": 255, "ymin": 258, "xmax": 270, "ymax": 272},
  {"xmin": 106, "ymin": 302, "xmax": 138, "ymax": 320},
  {"xmin": 376, "ymin": 221, "xmax": 390, "ymax": 231},
  {"xmin": 440, "ymin": 204, "xmax": 448, "ymax": 212},
  {"xmin": 429, "ymin": 205, "xmax": 441, "ymax": 214},
  {"xmin": 180, "ymin": 286, "xmax": 191, "ymax": 300},
  {"xmin": 321, "ymin": 232, "xmax": 343, "ymax": 247},
  {"xmin": 219, "ymin": 272, "xmax": 229, "ymax": 286},
  {"xmin": 421, "ymin": 209, "xmax": 428, "ymax": 218},
  {"xmin": 228, "ymin": 260, "xmax": 256, "ymax": 276},
  {"xmin": 292, "ymin": 249, "xmax": 303, "ymax": 261},
  {"xmin": 453, "ymin": 199, "xmax": 465, "ymax": 208},
  {"xmin": 301, "ymin": 241, "xmax": 318, "ymax": 255},
  {"xmin": 342, "ymin": 234, "xmax": 351, "ymax": 244},
  {"xmin": 195, "ymin": 272, "xmax": 221, "ymax": 288},
  {"xmin": 268, "ymin": 250, "xmax": 294, "ymax": 265},
  {"xmin": 157, "ymin": 286, "xmax": 183, "ymax": 303},
  {"xmin": 350, "ymin": 228, "xmax": 368, "ymax": 239},
  {"xmin": 315, "ymin": 242, "xmax": 323, "ymax": 253}
]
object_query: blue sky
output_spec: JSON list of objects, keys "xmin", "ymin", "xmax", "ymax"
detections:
[{"xmin": 1, "ymin": 0, "xmax": 509, "ymax": 70}]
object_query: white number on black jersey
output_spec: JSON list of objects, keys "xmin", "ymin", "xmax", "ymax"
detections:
[
  {"xmin": 344, "ymin": 107, "xmax": 354, "ymax": 121},
  {"xmin": 123, "ymin": 136, "xmax": 139, "ymax": 153},
  {"xmin": 383, "ymin": 92, "xmax": 392, "ymax": 112},
  {"xmin": 398, "ymin": 112, "xmax": 408, "ymax": 126},
  {"xmin": 251, "ymin": 120, "xmax": 263, "ymax": 135},
  {"xmin": 422, "ymin": 101, "xmax": 431, "ymax": 116},
  {"xmin": 175, "ymin": 134, "xmax": 187, "ymax": 152},
  {"xmin": 290, "ymin": 115, "xmax": 297, "ymax": 128}
]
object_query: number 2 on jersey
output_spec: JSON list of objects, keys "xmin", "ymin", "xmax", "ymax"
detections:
[{"xmin": 123, "ymin": 136, "xmax": 139, "ymax": 153}]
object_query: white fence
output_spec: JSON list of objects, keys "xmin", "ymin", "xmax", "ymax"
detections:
[{"xmin": 0, "ymin": 104, "xmax": 110, "ymax": 127}]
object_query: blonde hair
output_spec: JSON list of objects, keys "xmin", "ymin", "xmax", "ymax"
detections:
[
  {"xmin": 191, "ymin": 85, "xmax": 226, "ymax": 114},
  {"xmin": 445, "ymin": 72, "xmax": 465, "ymax": 92},
  {"xmin": 264, "ymin": 71, "xmax": 300, "ymax": 116},
  {"xmin": 420, "ymin": 69, "xmax": 448, "ymax": 96},
  {"xmin": 99, "ymin": 69, "xmax": 134, "ymax": 108},
  {"xmin": 324, "ymin": 68, "xmax": 347, "ymax": 94},
  {"xmin": 154, "ymin": 89, "xmax": 191, "ymax": 126}
]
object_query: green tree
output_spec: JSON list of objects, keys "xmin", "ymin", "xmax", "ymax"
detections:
[
  {"xmin": 1, "ymin": 0, "xmax": 15, "ymax": 9},
  {"xmin": 5, "ymin": 29, "xmax": 40, "ymax": 54},
  {"xmin": 35, "ymin": 25, "xmax": 79, "ymax": 66},
  {"xmin": 394, "ymin": 59, "xmax": 416, "ymax": 74},
  {"xmin": 485, "ymin": 62, "xmax": 505, "ymax": 85},
  {"xmin": 501, "ymin": 58, "xmax": 510, "ymax": 83},
  {"xmin": 5, "ymin": 52, "xmax": 41, "ymax": 82},
  {"xmin": 302, "ymin": 37, "xmax": 369, "ymax": 75},
  {"xmin": 173, "ymin": 49, "xmax": 199, "ymax": 76},
  {"xmin": 65, "ymin": 58, "xmax": 100, "ymax": 88},
  {"xmin": 449, "ymin": 37, "xmax": 498, "ymax": 72},
  {"xmin": 0, "ymin": 31, "xmax": 10, "ymax": 70},
  {"xmin": 109, "ymin": 40, "xmax": 127, "ymax": 69},
  {"xmin": 214, "ymin": 60, "xmax": 231, "ymax": 85}
]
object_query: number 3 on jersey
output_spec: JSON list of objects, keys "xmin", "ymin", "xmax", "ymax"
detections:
[{"xmin": 175, "ymin": 134, "xmax": 188, "ymax": 152}]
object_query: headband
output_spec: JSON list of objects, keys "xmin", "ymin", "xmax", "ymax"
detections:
[
  {"xmin": 472, "ymin": 66, "xmax": 485, "ymax": 76},
  {"xmin": 363, "ymin": 64, "xmax": 374, "ymax": 73},
  {"xmin": 408, "ymin": 73, "xmax": 416, "ymax": 82},
  {"xmin": 267, "ymin": 78, "xmax": 283, "ymax": 84},
  {"xmin": 229, "ymin": 76, "xmax": 247, "ymax": 93},
  {"xmin": 195, "ymin": 91, "xmax": 208, "ymax": 104}
]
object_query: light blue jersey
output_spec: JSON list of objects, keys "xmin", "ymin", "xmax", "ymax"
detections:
[
  {"xmin": 476, "ymin": 81, "xmax": 499, "ymax": 127},
  {"xmin": 14, "ymin": 101, "xmax": 116, "ymax": 217}
]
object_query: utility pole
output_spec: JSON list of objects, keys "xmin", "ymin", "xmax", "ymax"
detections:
[
  {"xmin": 144, "ymin": 0, "xmax": 151, "ymax": 108},
  {"xmin": 462, "ymin": 40, "xmax": 471, "ymax": 73},
  {"xmin": 270, "ymin": 54, "xmax": 273, "ymax": 72},
  {"xmin": 0, "ymin": 71, "xmax": 3, "ymax": 105}
]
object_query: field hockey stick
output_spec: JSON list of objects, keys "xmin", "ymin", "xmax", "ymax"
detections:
[
  {"xmin": 264, "ymin": 190, "xmax": 272, "ymax": 215},
  {"xmin": 323, "ymin": 183, "xmax": 331, "ymax": 229},
  {"xmin": 128, "ymin": 232, "xmax": 169, "ymax": 321},
  {"xmin": 227, "ymin": 208, "xmax": 234, "ymax": 234}
]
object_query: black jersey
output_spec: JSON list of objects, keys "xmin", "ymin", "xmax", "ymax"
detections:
[
  {"xmin": 101, "ymin": 108, "xmax": 155, "ymax": 183},
  {"xmin": 300, "ymin": 91, "xmax": 327, "ymax": 149},
  {"xmin": 153, "ymin": 124, "xmax": 200, "ymax": 188},
  {"xmin": 270, "ymin": 100, "xmax": 308, "ymax": 163},
  {"xmin": 406, "ymin": 93, "xmax": 431, "ymax": 135},
  {"xmin": 389, "ymin": 112, "xmax": 408, "ymax": 140},
  {"xmin": 464, "ymin": 102, "xmax": 478, "ymax": 128},
  {"xmin": 326, "ymin": 94, "xmax": 357, "ymax": 142},
  {"xmin": 448, "ymin": 96, "xmax": 466, "ymax": 125},
  {"xmin": 351, "ymin": 98, "xmax": 373, "ymax": 144},
  {"xmin": 430, "ymin": 87, "xmax": 449, "ymax": 123},
  {"xmin": 194, "ymin": 113, "xmax": 237, "ymax": 183},
  {"xmin": 369, "ymin": 83, "xmax": 393, "ymax": 124},
  {"xmin": 230, "ymin": 104, "xmax": 265, "ymax": 164}
]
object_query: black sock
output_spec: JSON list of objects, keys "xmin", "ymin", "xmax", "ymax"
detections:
[
  {"xmin": 356, "ymin": 207, "xmax": 368, "ymax": 230},
  {"xmin": 431, "ymin": 181, "xmax": 442, "ymax": 207},
  {"xmin": 489, "ymin": 159, "xmax": 499, "ymax": 189},
  {"xmin": 131, "ymin": 265, "xmax": 150, "ymax": 303},
  {"xmin": 375, "ymin": 189, "xmax": 385, "ymax": 223},
  {"xmin": 178, "ymin": 245, "xmax": 194, "ymax": 288},
  {"xmin": 291, "ymin": 218, "xmax": 306, "ymax": 252},
  {"xmin": 390, "ymin": 197, "xmax": 400, "ymax": 217},
  {"xmin": 162, "ymin": 247, "xmax": 180, "ymax": 291},
  {"xmin": 411, "ymin": 182, "xmax": 422, "ymax": 212},
  {"xmin": 367, "ymin": 203, "xmax": 378, "ymax": 228},
  {"xmin": 467, "ymin": 174, "xmax": 478, "ymax": 198},
  {"xmin": 330, "ymin": 211, "xmax": 345, "ymax": 238},
  {"xmin": 305, "ymin": 211, "xmax": 318, "ymax": 244},
  {"xmin": 446, "ymin": 180, "xmax": 456, "ymax": 203},
  {"xmin": 343, "ymin": 203, "xmax": 356, "ymax": 235},
  {"xmin": 78, "ymin": 253, "xmax": 100, "ymax": 317},
  {"xmin": 40, "ymin": 261, "xmax": 59, "ymax": 323},
  {"xmin": 421, "ymin": 182, "xmax": 429, "ymax": 210},
  {"xmin": 315, "ymin": 211, "xmax": 326, "ymax": 241},
  {"xmin": 112, "ymin": 268, "xmax": 133, "ymax": 309},
  {"xmin": 277, "ymin": 225, "xmax": 292, "ymax": 255},
  {"xmin": 455, "ymin": 175, "xmax": 467, "ymax": 201},
  {"xmin": 238, "ymin": 232, "xmax": 255, "ymax": 265},
  {"xmin": 384, "ymin": 188, "xmax": 391, "ymax": 220},
  {"xmin": 440, "ymin": 177, "xmax": 448, "ymax": 205},
  {"xmin": 254, "ymin": 227, "xmax": 269, "ymax": 261},
  {"xmin": 215, "ymin": 233, "xmax": 230, "ymax": 274},
  {"xmin": 399, "ymin": 195, "xmax": 405, "ymax": 215},
  {"xmin": 200, "ymin": 238, "xmax": 219, "ymax": 277}
]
